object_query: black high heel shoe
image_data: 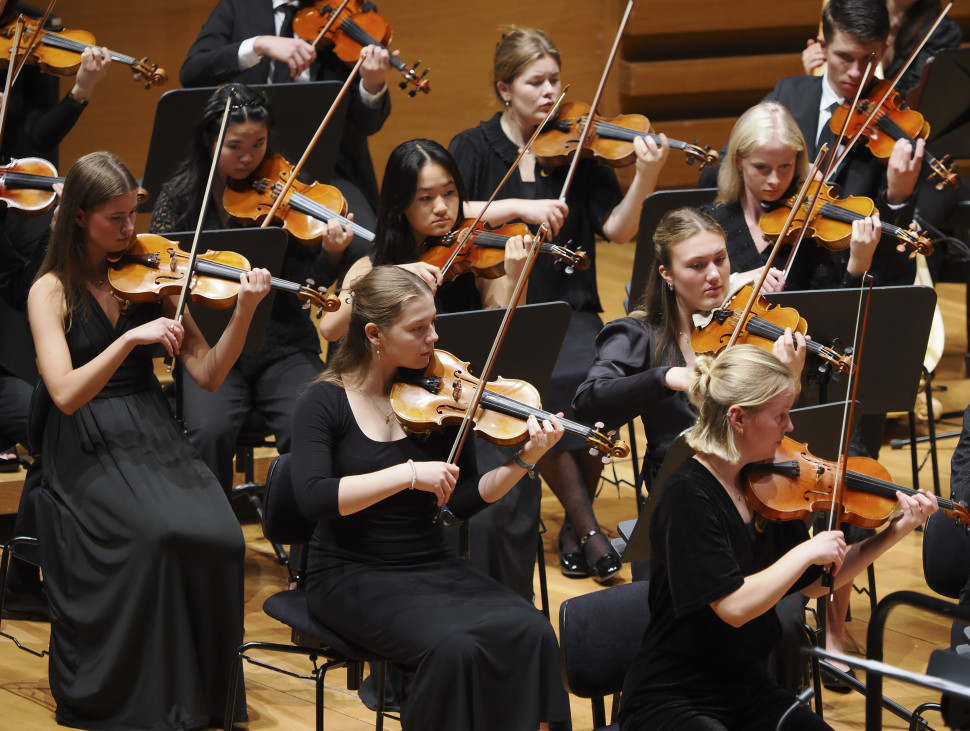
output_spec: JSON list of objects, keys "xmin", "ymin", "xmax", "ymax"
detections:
[
  {"xmin": 559, "ymin": 528, "xmax": 589, "ymax": 578},
  {"xmin": 581, "ymin": 529, "xmax": 622, "ymax": 583}
]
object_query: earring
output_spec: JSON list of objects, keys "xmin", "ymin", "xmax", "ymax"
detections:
[
  {"xmin": 376, "ymin": 346, "xmax": 381, "ymax": 361},
  {"xmin": 504, "ymin": 99, "xmax": 510, "ymax": 109},
  {"xmin": 666, "ymin": 281, "xmax": 673, "ymax": 291}
]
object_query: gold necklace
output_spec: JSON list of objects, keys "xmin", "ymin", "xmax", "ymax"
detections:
[{"xmin": 358, "ymin": 388, "xmax": 393, "ymax": 424}]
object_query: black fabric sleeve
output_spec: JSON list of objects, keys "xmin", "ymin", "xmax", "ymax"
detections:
[
  {"xmin": 179, "ymin": 0, "xmax": 250, "ymax": 87},
  {"xmin": 448, "ymin": 128, "xmax": 489, "ymax": 200},
  {"xmin": 19, "ymin": 70, "xmax": 83, "ymax": 157},
  {"xmin": 951, "ymin": 406, "xmax": 970, "ymax": 505},
  {"xmin": 572, "ymin": 318, "xmax": 673, "ymax": 429},
  {"xmin": 290, "ymin": 382, "xmax": 345, "ymax": 520}
]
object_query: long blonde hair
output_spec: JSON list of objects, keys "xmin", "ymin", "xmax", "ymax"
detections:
[
  {"xmin": 716, "ymin": 102, "xmax": 809, "ymax": 205},
  {"xmin": 686, "ymin": 345, "xmax": 795, "ymax": 462},
  {"xmin": 36, "ymin": 151, "xmax": 138, "ymax": 326},
  {"xmin": 318, "ymin": 266, "xmax": 433, "ymax": 387}
]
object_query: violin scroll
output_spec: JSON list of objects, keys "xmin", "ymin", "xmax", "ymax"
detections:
[
  {"xmin": 131, "ymin": 58, "xmax": 168, "ymax": 89},
  {"xmin": 297, "ymin": 278, "xmax": 341, "ymax": 318},
  {"xmin": 587, "ymin": 421, "xmax": 630, "ymax": 462},
  {"xmin": 683, "ymin": 140, "xmax": 720, "ymax": 170}
]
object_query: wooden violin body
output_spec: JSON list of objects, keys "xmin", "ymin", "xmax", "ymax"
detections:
[
  {"xmin": 390, "ymin": 349, "xmax": 629, "ymax": 458},
  {"xmin": 421, "ymin": 219, "xmax": 590, "ymax": 282},
  {"xmin": 0, "ymin": 157, "xmax": 61, "ymax": 214},
  {"xmin": 691, "ymin": 285, "xmax": 851, "ymax": 374},
  {"xmin": 533, "ymin": 101, "xmax": 719, "ymax": 169},
  {"xmin": 759, "ymin": 179, "xmax": 933, "ymax": 256},
  {"xmin": 292, "ymin": 0, "xmax": 430, "ymax": 96},
  {"xmin": 0, "ymin": 17, "xmax": 167, "ymax": 89},
  {"xmin": 744, "ymin": 436, "xmax": 970, "ymax": 530},
  {"xmin": 223, "ymin": 154, "xmax": 374, "ymax": 245},
  {"xmin": 107, "ymin": 234, "xmax": 339, "ymax": 316},
  {"xmin": 830, "ymin": 79, "xmax": 957, "ymax": 190}
]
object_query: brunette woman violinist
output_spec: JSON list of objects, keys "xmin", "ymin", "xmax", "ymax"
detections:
[
  {"xmin": 149, "ymin": 83, "xmax": 356, "ymax": 496},
  {"xmin": 320, "ymin": 138, "xmax": 529, "ymax": 343},
  {"xmin": 701, "ymin": 101, "xmax": 881, "ymax": 292},
  {"xmin": 617, "ymin": 344, "xmax": 938, "ymax": 731},
  {"xmin": 27, "ymin": 151, "xmax": 271, "ymax": 730},
  {"xmin": 449, "ymin": 27, "xmax": 669, "ymax": 582},
  {"xmin": 180, "ymin": 0, "xmax": 394, "ymax": 231},
  {"xmin": 291, "ymin": 265, "xmax": 571, "ymax": 731}
]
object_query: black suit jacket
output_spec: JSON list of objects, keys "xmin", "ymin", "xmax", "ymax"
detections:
[{"xmin": 179, "ymin": 0, "xmax": 391, "ymax": 209}]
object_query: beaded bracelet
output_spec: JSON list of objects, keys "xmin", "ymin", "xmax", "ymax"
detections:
[{"xmin": 407, "ymin": 459, "xmax": 417, "ymax": 490}]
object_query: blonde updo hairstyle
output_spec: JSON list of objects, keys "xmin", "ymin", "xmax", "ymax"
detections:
[
  {"xmin": 716, "ymin": 101, "xmax": 810, "ymax": 205},
  {"xmin": 318, "ymin": 266, "xmax": 433, "ymax": 387},
  {"xmin": 686, "ymin": 345, "xmax": 796, "ymax": 462},
  {"xmin": 492, "ymin": 27, "xmax": 561, "ymax": 104}
]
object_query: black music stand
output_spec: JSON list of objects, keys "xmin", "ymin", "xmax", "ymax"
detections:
[
  {"xmin": 627, "ymin": 188, "xmax": 717, "ymax": 312},
  {"xmin": 915, "ymin": 48, "xmax": 970, "ymax": 157},
  {"xmin": 617, "ymin": 402, "xmax": 863, "ymax": 566},
  {"xmin": 138, "ymin": 82, "xmax": 346, "ymax": 214},
  {"xmin": 162, "ymin": 228, "xmax": 286, "ymax": 351}
]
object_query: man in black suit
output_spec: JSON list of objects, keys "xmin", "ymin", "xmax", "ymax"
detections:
[
  {"xmin": 763, "ymin": 0, "xmax": 925, "ymax": 290},
  {"xmin": 180, "ymin": 0, "xmax": 393, "ymax": 232}
]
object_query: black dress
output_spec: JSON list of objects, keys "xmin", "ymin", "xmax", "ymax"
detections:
[
  {"xmin": 37, "ymin": 301, "xmax": 246, "ymax": 731},
  {"xmin": 290, "ymin": 381, "xmax": 570, "ymax": 730},
  {"xmin": 572, "ymin": 317, "xmax": 694, "ymax": 487},
  {"xmin": 449, "ymin": 113, "xmax": 624, "ymax": 451},
  {"xmin": 619, "ymin": 459, "xmax": 828, "ymax": 731}
]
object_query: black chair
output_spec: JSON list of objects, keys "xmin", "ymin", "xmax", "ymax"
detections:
[
  {"xmin": 559, "ymin": 581, "xmax": 651, "ymax": 730},
  {"xmin": 223, "ymin": 453, "xmax": 392, "ymax": 731}
]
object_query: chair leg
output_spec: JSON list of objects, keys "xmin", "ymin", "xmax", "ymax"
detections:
[
  {"xmin": 223, "ymin": 651, "xmax": 244, "ymax": 731},
  {"xmin": 536, "ymin": 527, "xmax": 549, "ymax": 620},
  {"xmin": 374, "ymin": 662, "xmax": 387, "ymax": 731}
]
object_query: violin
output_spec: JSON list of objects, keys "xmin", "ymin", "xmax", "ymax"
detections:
[
  {"xmin": 691, "ymin": 285, "xmax": 851, "ymax": 373},
  {"xmin": 0, "ymin": 157, "xmax": 61, "ymax": 214},
  {"xmin": 532, "ymin": 101, "xmax": 719, "ymax": 169},
  {"xmin": 758, "ymin": 179, "xmax": 933, "ymax": 256},
  {"xmin": 829, "ymin": 79, "xmax": 958, "ymax": 190},
  {"xmin": 223, "ymin": 154, "xmax": 375, "ymax": 245},
  {"xmin": 743, "ymin": 436, "xmax": 970, "ymax": 530},
  {"xmin": 390, "ymin": 349, "xmax": 629, "ymax": 459},
  {"xmin": 292, "ymin": 0, "xmax": 430, "ymax": 96},
  {"xmin": 107, "ymin": 233, "xmax": 339, "ymax": 316},
  {"xmin": 420, "ymin": 219, "xmax": 590, "ymax": 281},
  {"xmin": 0, "ymin": 16, "xmax": 167, "ymax": 89}
]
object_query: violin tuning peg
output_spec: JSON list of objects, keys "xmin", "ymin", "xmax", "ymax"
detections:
[
  {"xmin": 601, "ymin": 456, "xmax": 611, "ymax": 465},
  {"xmin": 594, "ymin": 421, "xmax": 604, "ymax": 429},
  {"xmin": 305, "ymin": 278, "xmax": 316, "ymax": 287},
  {"xmin": 301, "ymin": 302, "xmax": 311, "ymax": 310},
  {"xmin": 589, "ymin": 448, "xmax": 599, "ymax": 457},
  {"xmin": 420, "ymin": 67, "xmax": 430, "ymax": 79},
  {"xmin": 409, "ymin": 89, "xmax": 417, "ymax": 98},
  {"xmin": 413, "ymin": 60, "xmax": 422, "ymax": 70},
  {"xmin": 399, "ymin": 80, "xmax": 408, "ymax": 90}
]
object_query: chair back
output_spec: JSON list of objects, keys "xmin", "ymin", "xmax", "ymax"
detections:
[
  {"xmin": 261, "ymin": 453, "xmax": 316, "ymax": 546},
  {"xmin": 559, "ymin": 580, "xmax": 651, "ymax": 700},
  {"xmin": 923, "ymin": 510, "xmax": 970, "ymax": 599}
]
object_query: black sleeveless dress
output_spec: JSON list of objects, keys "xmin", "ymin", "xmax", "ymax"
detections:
[{"xmin": 37, "ymin": 300, "xmax": 245, "ymax": 730}]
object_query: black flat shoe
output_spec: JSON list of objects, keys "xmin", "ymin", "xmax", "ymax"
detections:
[
  {"xmin": 821, "ymin": 665, "xmax": 856, "ymax": 694},
  {"xmin": 581, "ymin": 529, "xmax": 622, "ymax": 583},
  {"xmin": 559, "ymin": 530, "xmax": 589, "ymax": 578}
]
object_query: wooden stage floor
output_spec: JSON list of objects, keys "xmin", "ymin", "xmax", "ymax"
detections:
[{"xmin": 1, "ymin": 241, "xmax": 969, "ymax": 730}]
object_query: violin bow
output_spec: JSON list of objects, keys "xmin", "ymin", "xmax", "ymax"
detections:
[
  {"xmin": 776, "ymin": 58, "xmax": 873, "ymax": 282},
  {"xmin": 435, "ymin": 86, "xmax": 570, "ymax": 280},
  {"xmin": 825, "ymin": 2, "xmax": 953, "ymax": 178},
  {"xmin": 0, "ymin": 16, "xmax": 25, "ymax": 154},
  {"xmin": 258, "ymin": 55, "xmax": 364, "ymax": 230},
  {"xmin": 557, "ymin": 0, "xmax": 634, "ymax": 202},
  {"xmin": 10, "ymin": 0, "xmax": 55, "ymax": 86},
  {"xmin": 310, "ymin": 0, "xmax": 351, "ymax": 48},
  {"xmin": 724, "ymin": 145, "xmax": 828, "ymax": 349}
]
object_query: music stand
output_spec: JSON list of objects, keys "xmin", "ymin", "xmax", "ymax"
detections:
[
  {"xmin": 627, "ymin": 189, "xmax": 717, "ymax": 312},
  {"xmin": 764, "ymin": 286, "xmax": 936, "ymax": 414},
  {"xmin": 138, "ymin": 82, "xmax": 346, "ymax": 214},
  {"xmin": 433, "ymin": 302, "xmax": 573, "ymax": 394},
  {"xmin": 162, "ymin": 228, "xmax": 286, "ymax": 351},
  {"xmin": 914, "ymin": 48, "xmax": 970, "ymax": 157},
  {"xmin": 618, "ymin": 402, "xmax": 862, "ymax": 565}
]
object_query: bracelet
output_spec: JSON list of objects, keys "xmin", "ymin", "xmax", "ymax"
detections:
[
  {"xmin": 512, "ymin": 448, "xmax": 536, "ymax": 477},
  {"xmin": 407, "ymin": 459, "xmax": 417, "ymax": 490}
]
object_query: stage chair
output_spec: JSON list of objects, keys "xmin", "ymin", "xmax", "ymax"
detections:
[{"xmin": 223, "ymin": 453, "xmax": 394, "ymax": 731}]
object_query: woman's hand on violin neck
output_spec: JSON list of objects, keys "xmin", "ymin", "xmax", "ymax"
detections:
[
  {"xmin": 254, "ymin": 36, "xmax": 316, "ymax": 79},
  {"xmin": 886, "ymin": 137, "xmax": 925, "ymax": 205},
  {"xmin": 519, "ymin": 413, "xmax": 565, "ymax": 465},
  {"xmin": 847, "ymin": 211, "xmax": 880, "ymax": 277},
  {"xmin": 892, "ymin": 488, "xmax": 939, "ymax": 534},
  {"xmin": 502, "ymin": 234, "xmax": 530, "ymax": 287},
  {"xmin": 400, "ymin": 261, "xmax": 442, "ymax": 292},
  {"xmin": 320, "ymin": 216, "xmax": 354, "ymax": 264},
  {"xmin": 235, "ymin": 267, "xmax": 272, "ymax": 315},
  {"xmin": 359, "ymin": 44, "xmax": 393, "ymax": 96},
  {"xmin": 632, "ymin": 132, "xmax": 669, "ymax": 182},
  {"xmin": 73, "ymin": 46, "xmax": 111, "ymax": 101},
  {"xmin": 410, "ymin": 461, "xmax": 459, "ymax": 506},
  {"xmin": 771, "ymin": 328, "xmax": 807, "ymax": 380},
  {"xmin": 127, "ymin": 318, "xmax": 185, "ymax": 358}
]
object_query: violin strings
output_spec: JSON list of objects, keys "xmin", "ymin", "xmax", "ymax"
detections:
[
  {"xmin": 337, "ymin": 16, "xmax": 408, "ymax": 75},
  {"xmin": 36, "ymin": 30, "xmax": 136, "ymax": 66},
  {"xmin": 170, "ymin": 252, "xmax": 296, "ymax": 292},
  {"xmin": 591, "ymin": 119, "xmax": 689, "ymax": 152},
  {"xmin": 2, "ymin": 171, "xmax": 63, "ymax": 189},
  {"xmin": 478, "ymin": 390, "xmax": 591, "ymax": 437},
  {"xmin": 279, "ymin": 188, "xmax": 376, "ymax": 242}
]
